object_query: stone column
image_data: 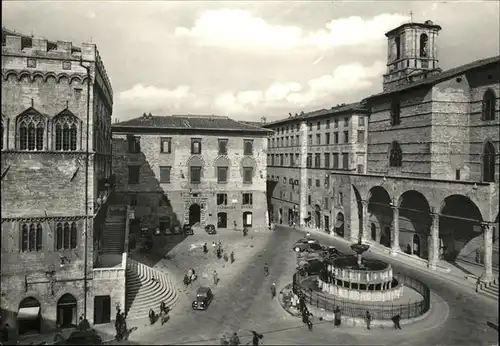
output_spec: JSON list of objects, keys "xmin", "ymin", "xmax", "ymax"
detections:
[
  {"xmin": 361, "ymin": 200, "xmax": 368, "ymax": 242},
  {"xmin": 482, "ymin": 222, "xmax": 494, "ymax": 282},
  {"xmin": 390, "ymin": 199, "xmax": 400, "ymax": 255},
  {"xmin": 427, "ymin": 207, "xmax": 440, "ymax": 270}
]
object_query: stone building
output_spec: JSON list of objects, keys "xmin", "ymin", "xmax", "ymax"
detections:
[
  {"xmin": 1, "ymin": 28, "xmax": 115, "ymax": 333},
  {"xmin": 265, "ymin": 20, "xmax": 499, "ymax": 282},
  {"xmin": 111, "ymin": 113, "xmax": 272, "ymax": 233},
  {"xmin": 265, "ymin": 105, "xmax": 369, "ymax": 235}
]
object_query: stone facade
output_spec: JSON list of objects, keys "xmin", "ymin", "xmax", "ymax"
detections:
[
  {"xmin": 265, "ymin": 20, "xmax": 500, "ymax": 282},
  {"xmin": 1, "ymin": 29, "xmax": 113, "ymax": 333},
  {"xmin": 112, "ymin": 114, "xmax": 271, "ymax": 233}
]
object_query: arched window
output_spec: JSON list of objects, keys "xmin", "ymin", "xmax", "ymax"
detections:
[
  {"xmin": 54, "ymin": 114, "xmax": 78, "ymax": 151},
  {"xmin": 419, "ymin": 33, "xmax": 428, "ymax": 57},
  {"xmin": 56, "ymin": 222, "xmax": 78, "ymax": 250},
  {"xmin": 18, "ymin": 113, "xmax": 45, "ymax": 151},
  {"xmin": 20, "ymin": 222, "xmax": 43, "ymax": 252},
  {"xmin": 483, "ymin": 141, "xmax": 496, "ymax": 182},
  {"xmin": 389, "ymin": 141, "xmax": 403, "ymax": 167},
  {"xmin": 482, "ymin": 89, "xmax": 496, "ymax": 121}
]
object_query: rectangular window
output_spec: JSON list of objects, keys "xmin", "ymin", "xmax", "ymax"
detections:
[
  {"xmin": 308, "ymin": 195, "xmax": 311, "ymax": 205},
  {"xmin": 218, "ymin": 139, "xmax": 228, "ymax": 155},
  {"xmin": 243, "ymin": 167, "xmax": 253, "ymax": 183},
  {"xmin": 128, "ymin": 165, "xmax": 140, "ymax": 184},
  {"xmin": 344, "ymin": 131, "xmax": 349, "ymax": 143},
  {"xmin": 455, "ymin": 169, "xmax": 461, "ymax": 180},
  {"xmin": 308, "ymin": 135, "xmax": 312, "ymax": 145},
  {"xmin": 344, "ymin": 117, "xmax": 349, "ymax": 127},
  {"xmin": 242, "ymin": 193, "xmax": 253, "ymax": 205},
  {"xmin": 334, "ymin": 119, "xmax": 338, "ymax": 128},
  {"xmin": 217, "ymin": 167, "xmax": 228, "ymax": 183},
  {"xmin": 333, "ymin": 153, "xmax": 339, "ymax": 168},
  {"xmin": 290, "ymin": 154, "xmax": 294, "ymax": 167},
  {"xmin": 315, "ymin": 179, "xmax": 320, "ymax": 187},
  {"xmin": 357, "ymin": 131, "xmax": 365, "ymax": 143},
  {"xmin": 324, "ymin": 197, "xmax": 329, "ymax": 209},
  {"xmin": 314, "ymin": 153, "xmax": 321, "ymax": 168},
  {"xmin": 334, "ymin": 133, "xmax": 339, "ymax": 144},
  {"xmin": 324, "ymin": 153, "xmax": 330, "ymax": 168},
  {"xmin": 295, "ymin": 153, "xmax": 299, "ymax": 166},
  {"xmin": 358, "ymin": 116, "xmax": 365, "ymax": 126},
  {"xmin": 316, "ymin": 134, "xmax": 321, "ymax": 145},
  {"xmin": 307, "ymin": 154, "xmax": 312, "ymax": 168},
  {"xmin": 190, "ymin": 166, "xmax": 202, "ymax": 183},
  {"xmin": 129, "ymin": 193, "xmax": 138, "ymax": 206},
  {"xmin": 127, "ymin": 135, "xmax": 141, "ymax": 153},
  {"xmin": 271, "ymin": 154, "xmax": 275, "ymax": 166},
  {"xmin": 342, "ymin": 153, "xmax": 349, "ymax": 170},
  {"xmin": 217, "ymin": 193, "xmax": 227, "ymax": 206},
  {"xmin": 295, "ymin": 135, "xmax": 300, "ymax": 146},
  {"xmin": 317, "ymin": 121, "xmax": 321, "ymax": 130},
  {"xmin": 325, "ymin": 176, "xmax": 330, "ymax": 189},
  {"xmin": 244, "ymin": 139, "xmax": 254, "ymax": 155},
  {"xmin": 325, "ymin": 133, "xmax": 330, "ymax": 145},
  {"xmin": 280, "ymin": 154, "xmax": 284, "ymax": 166},
  {"xmin": 326, "ymin": 120, "xmax": 331, "ymax": 129},
  {"xmin": 159, "ymin": 166, "xmax": 171, "ymax": 183},
  {"xmin": 191, "ymin": 138, "xmax": 202, "ymax": 154},
  {"xmin": 62, "ymin": 61, "xmax": 71, "ymax": 70},
  {"xmin": 308, "ymin": 178, "xmax": 312, "ymax": 187},
  {"xmin": 160, "ymin": 137, "xmax": 172, "ymax": 153}
]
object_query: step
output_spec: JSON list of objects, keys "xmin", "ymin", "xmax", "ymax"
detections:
[
  {"xmin": 127, "ymin": 287, "xmax": 175, "ymax": 309},
  {"xmin": 127, "ymin": 291, "xmax": 177, "ymax": 313}
]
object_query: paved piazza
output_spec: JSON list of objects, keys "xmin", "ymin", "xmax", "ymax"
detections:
[{"xmin": 116, "ymin": 226, "xmax": 498, "ymax": 346}]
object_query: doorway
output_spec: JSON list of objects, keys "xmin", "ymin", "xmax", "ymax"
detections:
[
  {"xmin": 288, "ymin": 208, "xmax": 293, "ymax": 225},
  {"xmin": 381, "ymin": 226, "xmax": 391, "ymax": 248},
  {"xmin": 324, "ymin": 215, "xmax": 330, "ymax": 231},
  {"xmin": 18, "ymin": 297, "xmax": 41, "ymax": 335},
  {"xmin": 413, "ymin": 234, "xmax": 421, "ymax": 257},
  {"xmin": 93, "ymin": 295, "xmax": 111, "ymax": 325},
  {"xmin": 335, "ymin": 212, "xmax": 345, "ymax": 237},
  {"xmin": 314, "ymin": 205, "xmax": 321, "ymax": 228},
  {"xmin": 189, "ymin": 204, "xmax": 201, "ymax": 225},
  {"xmin": 57, "ymin": 294, "xmax": 77, "ymax": 328}
]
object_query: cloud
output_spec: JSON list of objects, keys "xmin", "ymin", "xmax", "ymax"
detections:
[
  {"xmin": 118, "ymin": 84, "xmax": 198, "ymax": 110},
  {"xmin": 175, "ymin": 9, "xmax": 409, "ymax": 50}
]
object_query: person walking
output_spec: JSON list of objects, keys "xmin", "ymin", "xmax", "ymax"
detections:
[
  {"xmin": 365, "ymin": 311, "xmax": 372, "ymax": 330},
  {"xmin": 230, "ymin": 251, "xmax": 235, "ymax": 264},
  {"xmin": 476, "ymin": 275, "xmax": 483, "ymax": 292},
  {"xmin": 264, "ymin": 262, "xmax": 269, "ymax": 277},
  {"xmin": 271, "ymin": 283, "xmax": 276, "ymax": 298},
  {"xmin": 334, "ymin": 306, "xmax": 341, "ymax": 327},
  {"xmin": 213, "ymin": 270, "xmax": 219, "ymax": 285},
  {"xmin": 203, "ymin": 243, "xmax": 208, "ymax": 253},
  {"xmin": 392, "ymin": 314, "xmax": 401, "ymax": 329}
]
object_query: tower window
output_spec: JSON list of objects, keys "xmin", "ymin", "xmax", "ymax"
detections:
[
  {"xmin": 395, "ymin": 36, "xmax": 401, "ymax": 59},
  {"xmin": 482, "ymin": 89, "xmax": 497, "ymax": 121},
  {"xmin": 420, "ymin": 33, "xmax": 429, "ymax": 57},
  {"xmin": 390, "ymin": 96, "xmax": 401, "ymax": 126},
  {"xmin": 389, "ymin": 141, "xmax": 403, "ymax": 167},
  {"xmin": 483, "ymin": 141, "xmax": 496, "ymax": 182}
]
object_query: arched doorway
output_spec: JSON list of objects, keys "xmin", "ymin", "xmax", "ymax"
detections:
[
  {"xmin": 368, "ymin": 186, "xmax": 392, "ymax": 248},
  {"xmin": 371, "ymin": 223, "xmax": 377, "ymax": 241},
  {"xmin": 439, "ymin": 195, "xmax": 483, "ymax": 262},
  {"xmin": 217, "ymin": 212, "xmax": 227, "ymax": 228},
  {"xmin": 413, "ymin": 234, "xmax": 421, "ymax": 257},
  {"xmin": 189, "ymin": 204, "xmax": 201, "ymax": 226},
  {"xmin": 314, "ymin": 205, "xmax": 321, "ymax": 228},
  {"xmin": 398, "ymin": 190, "xmax": 431, "ymax": 259},
  {"xmin": 18, "ymin": 297, "xmax": 41, "ymax": 335},
  {"xmin": 335, "ymin": 212, "xmax": 345, "ymax": 237},
  {"xmin": 57, "ymin": 293, "xmax": 77, "ymax": 328}
]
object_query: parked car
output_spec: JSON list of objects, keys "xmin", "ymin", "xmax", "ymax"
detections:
[
  {"xmin": 183, "ymin": 223, "xmax": 194, "ymax": 235},
  {"xmin": 54, "ymin": 330, "xmax": 103, "ymax": 345},
  {"xmin": 192, "ymin": 286, "xmax": 214, "ymax": 310},
  {"xmin": 293, "ymin": 239, "xmax": 323, "ymax": 253},
  {"xmin": 205, "ymin": 224, "xmax": 217, "ymax": 235}
]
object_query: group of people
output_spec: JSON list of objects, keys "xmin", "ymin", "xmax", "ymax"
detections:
[
  {"xmin": 219, "ymin": 331, "xmax": 263, "ymax": 346},
  {"xmin": 203, "ymin": 241, "xmax": 235, "ymax": 263},
  {"xmin": 115, "ymin": 308, "xmax": 128, "ymax": 341},
  {"xmin": 183, "ymin": 268, "xmax": 198, "ymax": 286},
  {"xmin": 149, "ymin": 301, "xmax": 170, "ymax": 326}
]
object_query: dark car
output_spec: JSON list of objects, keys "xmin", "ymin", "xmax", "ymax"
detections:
[
  {"xmin": 293, "ymin": 239, "xmax": 323, "ymax": 253},
  {"xmin": 54, "ymin": 330, "xmax": 103, "ymax": 345},
  {"xmin": 192, "ymin": 286, "xmax": 214, "ymax": 310},
  {"xmin": 205, "ymin": 224, "xmax": 217, "ymax": 235},
  {"xmin": 183, "ymin": 224, "xmax": 194, "ymax": 235}
]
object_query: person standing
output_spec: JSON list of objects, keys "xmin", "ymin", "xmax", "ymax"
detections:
[
  {"xmin": 213, "ymin": 270, "xmax": 219, "ymax": 285},
  {"xmin": 230, "ymin": 251, "xmax": 235, "ymax": 264},
  {"xmin": 264, "ymin": 262, "xmax": 269, "ymax": 277},
  {"xmin": 334, "ymin": 306, "xmax": 341, "ymax": 327},
  {"xmin": 392, "ymin": 314, "xmax": 401, "ymax": 329},
  {"xmin": 203, "ymin": 243, "xmax": 208, "ymax": 253},
  {"xmin": 365, "ymin": 311, "xmax": 372, "ymax": 330},
  {"xmin": 271, "ymin": 283, "xmax": 276, "ymax": 298}
]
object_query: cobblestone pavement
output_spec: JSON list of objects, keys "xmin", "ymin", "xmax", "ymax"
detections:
[{"xmin": 117, "ymin": 226, "xmax": 498, "ymax": 345}]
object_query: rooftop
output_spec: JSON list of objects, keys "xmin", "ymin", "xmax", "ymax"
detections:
[
  {"xmin": 2, "ymin": 27, "xmax": 81, "ymax": 53},
  {"xmin": 112, "ymin": 113, "xmax": 273, "ymax": 134}
]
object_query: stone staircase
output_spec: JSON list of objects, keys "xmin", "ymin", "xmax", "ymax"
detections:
[
  {"xmin": 478, "ymin": 278, "xmax": 499, "ymax": 300},
  {"xmin": 125, "ymin": 259, "xmax": 178, "ymax": 319},
  {"xmin": 101, "ymin": 207, "xmax": 126, "ymax": 254}
]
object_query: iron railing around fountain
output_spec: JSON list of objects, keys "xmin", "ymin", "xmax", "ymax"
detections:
[{"xmin": 292, "ymin": 272, "xmax": 431, "ymax": 321}]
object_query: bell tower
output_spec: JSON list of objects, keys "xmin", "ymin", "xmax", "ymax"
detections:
[{"xmin": 382, "ymin": 19, "xmax": 442, "ymax": 91}]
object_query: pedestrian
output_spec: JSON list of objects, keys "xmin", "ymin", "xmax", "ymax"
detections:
[
  {"xmin": 230, "ymin": 251, "xmax": 235, "ymax": 264},
  {"xmin": 271, "ymin": 283, "xmax": 276, "ymax": 298},
  {"xmin": 78, "ymin": 315, "xmax": 90, "ymax": 330},
  {"xmin": 203, "ymin": 243, "xmax": 208, "ymax": 253},
  {"xmin": 229, "ymin": 332, "xmax": 240, "ymax": 345},
  {"xmin": 213, "ymin": 270, "xmax": 219, "ymax": 285},
  {"xmin": 251, "ymin": 331, "xmax": 263, "ymax": 346},
  {"xmin": 217, "ymin": 247, "xmax": 222, "ymax": 259},
  {"xmin": 183, "ymin": 274, "xmax": 190, "ymax": 286},
  {"xmin": 334, "ymin": 306, "xmax": 341, "ymax": 327},
  {"xmin": 365, "ymin": 311, "xmax": 371, "ymax": 330},
  {"xmin": 392, "ymin": 314, "xmax": 401, "ymax": 329},
  {"xmin": 264, "ymin": 262, "xmax": 269, "ymax": 277},
  {"xmin": 223, "ymin": 252, "xmax": 229, "ymax": 262},
  {"xmin": 476, "ymin": 275, "xmax": 482, "ymax": 292}
]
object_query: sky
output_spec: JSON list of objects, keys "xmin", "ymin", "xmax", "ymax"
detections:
[{"xmin": 2, "ymin": 1, "xmax": 499, "ymax": 123}]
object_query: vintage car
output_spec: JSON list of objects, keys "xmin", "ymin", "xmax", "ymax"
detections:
[
  {"xmin": 205, "ymin": 224, "xmax": 217, "ymax": 235},
  {"xmin": 293, "ymin": 239, "xmax": 323, "ymax": 253},
  {"xmin": 183, "ymin": 223, "xmax": 194, "ymax": 235},
  {"xmin": 192, "ymin": 286, "xmax": 213, "ymax": 310}
]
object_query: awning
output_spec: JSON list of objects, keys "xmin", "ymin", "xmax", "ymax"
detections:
[
  {"xmin": 18, "ymin": 306, "xmax": 40, "ymax": 320},
  {"xmin": 335, "ymin": 221, "xmax": 344, "ymax": 228}
]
